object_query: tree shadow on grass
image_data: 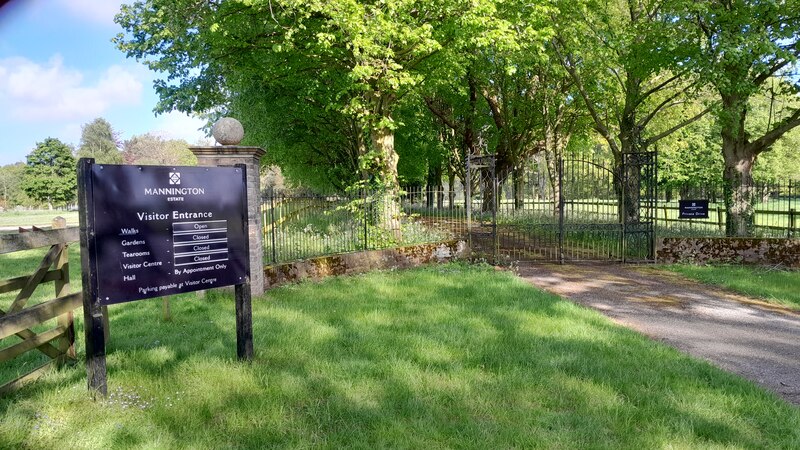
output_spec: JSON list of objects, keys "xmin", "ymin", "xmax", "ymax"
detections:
[
  {"xmin": 237, "ymin": 267, "xmax": 796, "ymax": 448},
  {"xmin": 1, "ymin": 265, "xmax": 798, "ymax": 448}
]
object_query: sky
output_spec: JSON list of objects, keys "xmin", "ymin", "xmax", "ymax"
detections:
[{"xmin": 0, "ymin": 0, "xmax": 209, "ymax": 166}]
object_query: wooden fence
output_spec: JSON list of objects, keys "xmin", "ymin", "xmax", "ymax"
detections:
[{"xmin": 0, "ymin": 220, "xmax": 80, "ymax": 394}]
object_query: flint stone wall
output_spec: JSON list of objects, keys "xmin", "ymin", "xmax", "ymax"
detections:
[
  {"xmin": 264, "ymin": 240, "xmax": 469, "ymax": 289},
  {"xmin": 657, "ymin": 237, "xmax": 800, "ymax": 268}
]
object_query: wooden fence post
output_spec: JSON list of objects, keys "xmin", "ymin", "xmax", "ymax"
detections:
[
  {"xmin": 235, "ymin": 163, "xmax": 253, "ymax": 361},
  {"xmin": 790, "ymin": 208, "xmax": 796, "ymax": 239},
  {"xmin": 235, "ymin": 282, "xmax": 253, "ymax": 361},
  {"xmin": 101, "ymin": 306, "xmax": 110, "ymax": 343},
  {"xmin": 52, "ymin": 217, "xmax": 75, "ymax": 367},
  {"xmin": 162, "ymin": 297, "xmax": 172, "ymax": 322},
  {"xmin": 717, "ymin": 206, "xmax": 724, "ymax": 232}
]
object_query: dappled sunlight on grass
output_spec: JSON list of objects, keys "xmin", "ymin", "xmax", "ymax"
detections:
[
  {"xmin": 267, "ymin": 307, "xmax": 341, "ymax": 344},
  {"xmin": 1, "ymin": 263, "xmax": 799, "ymax": 448}
]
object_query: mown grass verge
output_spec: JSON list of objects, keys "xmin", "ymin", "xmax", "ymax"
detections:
[
  {"xmin": 658, "ymin": 264, "xmax": 800, "ymax": 311},
  {"xmin": 0, "ymin": 210, "xmax": 79, "ymax": 229},
  {"xmin": 1, "ymin": 262, "xmax": 798, "ymax": 449}
]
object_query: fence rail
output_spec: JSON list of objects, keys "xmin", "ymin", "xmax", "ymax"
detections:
[{"xmin": 0, "ymin": 221, "xmax": 78, "ymax": 394}]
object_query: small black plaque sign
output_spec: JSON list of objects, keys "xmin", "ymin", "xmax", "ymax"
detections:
[
  {"xmin": 89, "ymin": 164, "xmax": 248, "ymax": 305},
  {"xmin": 679, "ymin": 199, "xmax": 709, "ymax": 219}
]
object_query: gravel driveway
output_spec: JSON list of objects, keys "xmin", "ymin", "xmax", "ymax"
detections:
[{"xmin": 516, "ymin": 263, "xmax": 800, "ymax": 405}]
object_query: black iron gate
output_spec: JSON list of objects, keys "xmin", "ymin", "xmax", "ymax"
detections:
[
  {"xmin": 620, "ymin": 151, "xmax": 657, "ymax": 262},
  {"xmin": 466, "ymin": 154, "xmax": 498, "ymax": 259},
  {"xmin": 467, "ymin": 152, "xmax": 657, "ymax": 263}
]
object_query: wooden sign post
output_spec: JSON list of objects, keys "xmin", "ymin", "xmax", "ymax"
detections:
[{"xmin": 77, "ymin": 159, "xmax": 253, "ymax": 398}]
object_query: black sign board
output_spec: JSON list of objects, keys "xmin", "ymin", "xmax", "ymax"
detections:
[
  {"xmin": 77, "ymin": 159, "xmax": 254, "ymax": 397},
  {"xmin": 87, "ymin": 164, "xmax": 249, "ymax": 304},
  {"xmin": 679, "ymin": 199, "xmax": 709, "ymax": 219}
]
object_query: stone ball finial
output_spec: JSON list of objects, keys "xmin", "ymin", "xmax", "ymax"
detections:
[{"xmin": 212, "ymin": 117, "xmax": 244, "ymax": 145}]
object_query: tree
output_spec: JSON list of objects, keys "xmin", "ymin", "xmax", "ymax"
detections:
[
  {"xmin": 230, "ymin": 80, "xmax": 364, "ymax": 193},
  {"xmin": 422, "ymin": 67, "xmax": 487, "ymax": 208},
  {"xmin": 734, "ymin": 79, "xmax": 800, "ymax": 185},
  {"xmin": 0, "ymin": 163, "xmax": 29, "ymax": 209},
  {"xmin": 418, "ymin": 0, "xmax": 568, "ymax": 212},
  {"xmin": 551, "ymin": 0, "xmax": 711, "ymax": 222},
  {"xmin": 538, "ymin": 64, "xmax": 592, "ymax": 213},
  {"xmin": 657, "ymin": 113, "xmax": 724, "ymax": 200},
  {"xmin": 754, "ymin": 129, "xmax": 800, "ymax": 183},
  {"xmin": 670, "ymin": 0, "xmax": 800, "ymax": 235},
  {"xmin": 122, "ymin": 133, "xmax": 196, "ymax": 166},
  {"xmin": 395, "ymin": 93, "xmax": 451, "ymax": 206},
  {"xmin": 115, "ymin": 0, "xmax": 535, "ymax": 238},
  {"xmin": 77, "ymin": 118, "xmax": 123, "ymax": 164},
  {"xmin": 476, "ymin": 52, "xmax": 546, "ymax": 210},
  {"xmin": 115, "ymin": 1, "xmax": 523, "ymax": 188},
  {"xmin": 20, "ymin": 138, "xmax": 77, "ymax": 209}
]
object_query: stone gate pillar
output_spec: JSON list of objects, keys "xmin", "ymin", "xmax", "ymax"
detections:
[{"xmin": 190, "ymin": 118, "xmax": 265, "ymax": 296}]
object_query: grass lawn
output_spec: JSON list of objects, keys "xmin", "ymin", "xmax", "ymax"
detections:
[
  {"xmin": 1, "ymin": 260, "xmax": 799, "ymax": 448},
  {"xmin": 0, "ymin": 210, "xmax": 79, "ymax": 229},
  {"xmin": 659, "ymin": 264, "xmax": 800, "ymax": 310}
]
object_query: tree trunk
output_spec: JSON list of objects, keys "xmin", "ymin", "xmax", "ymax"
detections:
[
  {"xmin": 720, "ymin": 93, "xmax": 756, "ymax": 237},
  {"xmin": 448, "ymin": 173, "xmax": 456, "ymax": 210},
  {"xmin": 546, "ymin": 151, "xmax": 559, "ymax": 216},
  {"xmin": 512, "ymin": 165, "xmax": 525, "ymax": 210},
  {"xmin": 481, "ymin": 173, "xmax": 495, "ymax": 214},
  {"xmin": 615, "ymin": 75, "xmax": 643, "ymax": 224},
  {"xmin": 426, "ymin": 162, "xmax": 443, "ymax": 210},
  {"xmin": 721, "ymin": 142, "xmax": 756, "ymax": 237},
  {"xmin": 369, "ymin": 113, "xmax": 402, "ymax": 241},
  {"xmin": 622, "ymin": 159, "xmax": 642, "ymax": 224},
  {"xmin": 613, "ymin": 145, "xmax": 643, "ymax": 225},
  {"xmin": 535, "ymin": 153, "xmax": 547, "ymax": 200},
  {"xmin": 542, "ymin": 102, "xmax": 571, "ymax": 216}
]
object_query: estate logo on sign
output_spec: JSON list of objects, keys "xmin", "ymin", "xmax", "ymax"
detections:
[{"xmin": 169, "ymin": 172, "xmax": 181, "ymax": 185}]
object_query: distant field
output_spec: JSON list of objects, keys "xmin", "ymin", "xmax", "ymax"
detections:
[{"xmin": 0, "ymin": 210, "xmax": 79, "ymax": 229}]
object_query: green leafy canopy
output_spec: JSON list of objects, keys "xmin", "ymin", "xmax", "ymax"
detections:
[{"xmin": 20, "ymin": 138, "xmax": 77, "ymax": 207}]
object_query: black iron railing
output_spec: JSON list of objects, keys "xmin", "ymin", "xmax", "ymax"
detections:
[
  {"xmin": 262, "ymin": 189, "xmax": 467, "ymax": 264},
  {"xmin": 262, "ymin": 175, "xmax": 797, "ymax": 265},
  {"xmin": 657, "ymin": 179, "xmax": 798, "ymax": 239}
]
